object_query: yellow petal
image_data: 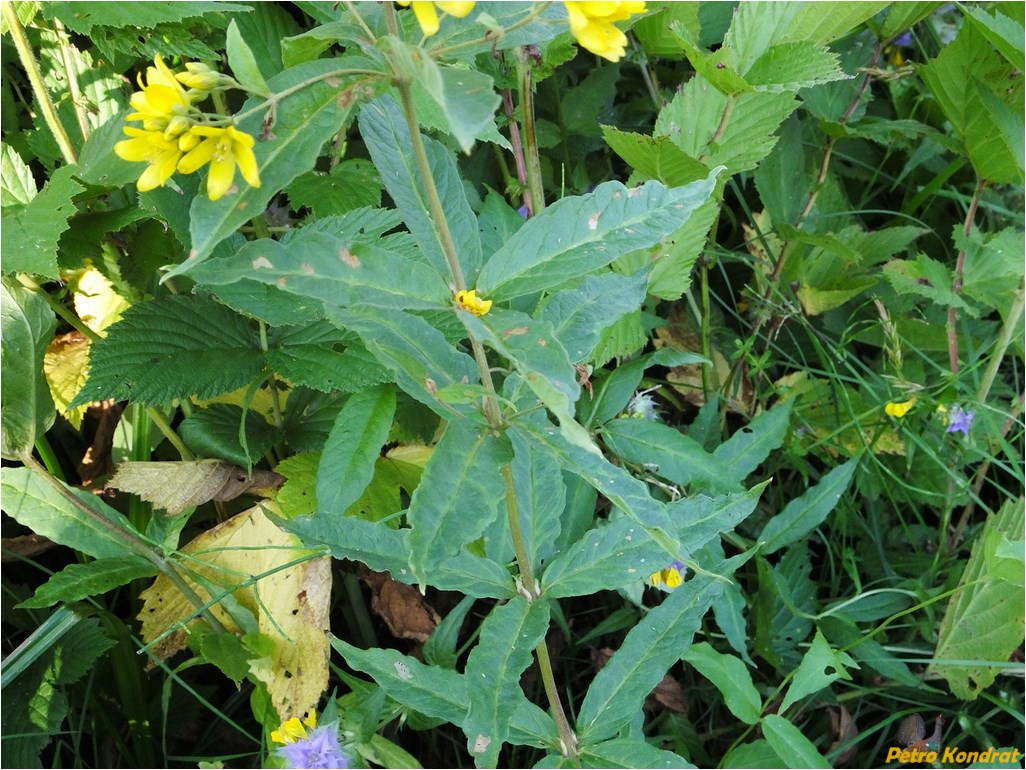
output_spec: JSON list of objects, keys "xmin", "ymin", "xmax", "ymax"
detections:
[
  {"xmin": 233, "ymin": 142, "xmax": 261, "ymax": 188},
  {"xmin": 207, "ymin": 156, "xmax": 237, "ymax": 201},
  {"xmin": 885, "ymin": 398, "xmax": 917, "ymax": 418},
  {"xmin": 115, "ymin": 137, "xmax": 151, "ymax": 162},
  {"xmin": 226, "ymin": 125, "xmax": 255, "ymax": 148},
  {"xmin": 664, "ymin": 568, "xmax": 683, "ymax": 589},
  {"xmin": 177, "ymin": 138, "xmax": 217, "ymax": 175},
  {"xmin": 411, "ymin": 1, "xmax": 441, "ymax": 35},
  {"xmin": 436, "ymin": 1, "xmax": 475, "ymax": 17}
]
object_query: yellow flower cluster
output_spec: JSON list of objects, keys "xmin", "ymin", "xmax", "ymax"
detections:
[
  {"xmin": 114, "ymin": 55, "xmax": 260, "ymax": 201},
  {"xmin": 455, "ymin": 289, "xmax": 492, "ymax": 316},
  {"xmin": 885, "ymin": 397, "xmax": 917, "ymax": 418},
  {"xmin": 565, "ymin": 1, "xmax": 647, "ymax": 62},
  {"xmin": 270, "ymin": 710, "xmax": 317, "ymax": 745},
  {"xmin": 396, "ymin": 1, "xmax": 646, "ymax": 63}
]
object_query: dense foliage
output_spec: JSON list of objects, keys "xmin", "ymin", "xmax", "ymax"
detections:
[{"xmin": 2, "ymin": 2, "xmax": 1023, "ymax": 768}]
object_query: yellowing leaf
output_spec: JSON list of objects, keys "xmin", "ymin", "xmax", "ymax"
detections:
[
  {"xmin": 138, "ymin": 505, "xmax": 330, "ymax": 719},
  {"xmin": 72, "ymin": 268, "xmax": 129, "ymax": 335},
  {"xmin": 109, "ymin": 460, "xmax": 284, "ymax": 515},
  {"xmin": 44, "ymin": 331, "xmax": 91, "ymax": 429}
]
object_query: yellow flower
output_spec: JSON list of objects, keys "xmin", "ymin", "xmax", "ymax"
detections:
[
  {"xmin": 454, "ymin": 289, "xmax": 492, "ymax": 316},
  {"xmin": 885, "ymin": 397, "xmax": 917, "ymax": 418},
  {"xmin": 649, "ymin": 560, "xmax": 685, "ymax": 590},
  {"xmin": 126, "ymin": 55, "xmax": 194, "ymax": 133},
  {"xmin": 114, "ymin": 126, "xmax": 184, "ymax": 192},
  {"xmin": 564, "ymin": 1, "xmax": 647, "ymax": 62},
  {"xmin": 396, "ymin": 1, "xmax": 475, "ymax": 37},
  {"xmin": 177, "ymin": 125, "xmax": 261, "ymax": 201},
  {"xmin": 271, "ymin": 711, "xmax": 317, "ymax": 745}
]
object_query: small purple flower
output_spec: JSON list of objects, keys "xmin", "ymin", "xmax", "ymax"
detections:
[
  {"xmin": 945, "ymin": 405, "xmax": 975, "ymax": 438},
  {"xmin": 893, "ymin": 31, "xmax": 913, "ymax": 48},
  {"xmin": 517, "ymin": 203, "xmax": 530, "ymax": 219},
  {"xmin": 278, "ymin": 726, "xmax": 348, "ymax": 770}
]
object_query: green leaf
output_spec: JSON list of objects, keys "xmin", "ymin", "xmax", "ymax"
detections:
[
  {"xmin": 964, "ymin": 7, "xmax": 1026, "ymax": 67},
  {"xmin": 668, "ymin": 20, "xmax": 752, "ymax": 96},
  {"xmin": 590, "ymin": 310, "xmax": 648, "ymax": 368},
  {"xmin": 780, "ymin": 3, "xmax": 890, "ymax": 45},
  {"xmin": 602, "ymin": 127, "xmax": 711, "ymax": 186},
  {"xmin": 40, "ymin": 2, "xmax": 251, "ymax": 33},
  {"xmin": 226, "ymin": 19, "xmax": 271, "ymax": 97},
  {"xmin": 760, "ymin": 714, "xmax": 832, "ymax": 769},
  {"xmin": 407, "ymin": 421, "xmax": 511, "ymax": 585},
  {"xmin": 1, "ymin": 143, "xmax": 36, "ymax": 207},
  {"xmin": 285, "ymin": 512, "xmax": 413, "ymax": 577},
  {"xmin": 175, "ymin": 56, "xmax": 384, "ymax": 274},
  {"xmin": 513, "ymin": 420, "xmax": 681, "ymax": 561},
  {"xmin": 228, "ymin": 3, "xmax": 299, "ymax": 79},
  {"xmin": 286, "ymin": 159, "xmax": 382, "ymax": 217},
  {"xmin": 818, "ymin": 616, "xmax": 919, "ymax": 687},
  {"xmin": 669, "ymin": 483, "xmax": 769, "ymax": 555},
  {"xmin": 540, "ymin": 271, "xmax": 649, "ymax": 363},
  {"xmin": 580, "ymin": 740, "xmax": 694, "ymax": 769},
  {"xmin": 1, "ymin": 279, "xmax": 56, "ymax": 459},
  {"xmin": 71, "ymin": 295, "xmax": 264, "ymax": 407},
  {"xmin": 960, "ymin": 228, "xmax": 1026, "ymax": 322},
  {"xmin": 758, "ymin": 458, "xmax": 858, "ymax": 554},
  {"xmin": 646, "ymin": 198, "xmax": 721, "ymax": 300},
  {"xmin": 877, "ymin": 2, "xmax": 944, "ymax": 42},
  {"xmin": 282, "ymin": 22, "xmax": 349, "ymax": 67},
  {"xmin": 778, "ymin": 629, "xmax": 856, "ymax": 713},
  {"xmin": 423, "ymin": 596, "xmax": 475, "ymax": 669},
  {"xmin": 179, "ymin": 405, "xmax": 278, "ymax": 466},
  {"xmin": 266, "ymin": 327, "xmax": 390, "ymax": 394},
  {"xmin": 721, "ymin": 3, "xmax": 804, "ymax": 75},
  {"xmin": 463, "ymin": 597, "xmax": 550, "ymax": 767},
  {"xmin": 477, "ymin": 173, "xmax": 720, "ymax": 301},
  {"xmin": 328, "ymin": 306, "xmax": 479, "ymax": 418},
  {"xmin": 713, "ymin": 401, "xmax": 793, "ymax": 480},
  {"xmin": 1, "ymin": 467, "xmax": 144, "ymax": 559},
  {"xmin": 317, "ymin": 386, "xmax": 396, "ymax": 516},
  {"xmin": 18, "ymin": 557, "xmax": 156, "ymax": 609},
  {"xmin": 191, "ymin": 233, "xmax": 450, "ymax": 311},
  {"xmin": 754, "ymin": 117, "xmax": 807, "ymax": 226},
  {"xmin": 681, "ymin": 642, "xmax": 762, "ymax": 724},
  {"xmin": 360, "ymin": 96, "xmax": 482, "ymax": 283},
  {"xmin": 541, "ymin": 514, "xmax": 672, "ymax": 598},
  {"xmin": 576, "ymin": 572, "xmax": 724, "ymax": 743},
  {"xmin": 1, "ymin": 165, "xmax": 83, "ymax": 278},
  {"xmin": 929, "ymin": 497, "xmax": 1026, "ymax": 700},
  {"xmin": 331, "ymin": 637, "xmax": 469, "ymax": 724},
  {"xmin": 510, "ymin": 430, "xmax": 565, "ymax": 573},
  {"xmin": 602, "ymin": 418, "xmax": 738, "ymax": 493},
  {"xmin": 722, "ymin": 740, "xmax": 784, "ymax": 769}
]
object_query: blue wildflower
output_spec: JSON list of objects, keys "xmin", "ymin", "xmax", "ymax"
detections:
[
  {"xmin": 273, "ymin": 712, "xmax": 348, "ymax": 770},
  {"xmin": 945, "ymin": 404, "xmax": 975, "ymax": 439}
]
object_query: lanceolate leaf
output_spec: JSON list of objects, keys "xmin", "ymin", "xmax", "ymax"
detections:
[
  {"xmin": 172, "ymin": 56, "xmax": 386, "ymax": 275},
  {"xmin": 759, "ymin": 457, "xmax": 858, "ymax": 554},
  {"xmin": 360, "ymin": 95, "xmax": 483, "ymax": 283},
  {"xmin": 317, "ymin": 386, "xmax": 396, "ymax": 516},
  {"xmin": 580, "ymin": 740, "xmax": 694, "ymax": 769},
  {"xmin": 477, "ymin": 173, "xmax": 720, "ymax": 301},
  {"xmin": 510, "ymin": 430, "xmax": 565, "ymax": 573},
  {"xmin": 407, "ymin": 421, "xmax": 511, "ymax": 585},
  {"xmin": 1, "ymin": 279, "xmax": 56, "ymax": 459},
  {"xmin": 681, "ymin": 643, "xmax": 762, "ymax": 724},
  {"xmin": 463, "ymin": 597, "xmax": 550, "ymax": 767},
  {"xmin": 778, "ymin": 629, "xmax": 856, "ymax": 713},
  {"xmin": 712, "ymin": 400, "xmax": 793, "ymax": 480},
  {"xmin": 760, "ymin": 715, "xmax": 832, "ymax": 769},
  {"xmin": 576, "ymin": 572, "xmax": 724, "ymax": 743},
  {"xmin": 18, "ymin": 557, "xmax": 156, "ymax": 609},
  {"xmin": 72, "ymin": 295, "xmax": 264, "ymax": 407}
]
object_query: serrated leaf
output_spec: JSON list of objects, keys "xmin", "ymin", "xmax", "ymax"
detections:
[
  {"xmin": 360, "ymin": 96, "xmax": 482, "ymax": 283},
  {"xmin": 40, "ymin": 2, "xmax": 251, "ymax": 33},
  {"xmin": 590, "ymin": 310, "xmax": 647, "ymax": 368},
  {"xmin": 576, "ymin": 572, "xmax": 723, "ymax": 743},
  {"xmin": 463, "ymin": 597, "xmax": 550, "ymax": 767},
  {"xmin": 1, "ymin": 143, "xmax": 36, "ymax": 207},
  {"xmin": 779, "ymin": 3, "xmax": 890, "ymax": 45},
  {"xmin": 760, "ymin": 715, "xmax": 832, "ymax": 769},
  {"xmin": 317, "ymin": 386, "xmax": 395, "ymax": 517},
  {"xmin": 407, "ymin": 421, "xmax": 510, "ymax": 585},
  {"xmin": 266, "ymin": 323, "xmax": 391, "ymax": 393},
  {"xmin": 1, "ymin": 279, "xmax": 57, "ymax": 459},
  {"xmin": 226, "ymin": 19, "xmax": 270, "ymax": 97},
  {"xmin": 930, "ymin": 498, "xmax": 1025, "ymax": 699},
  {"xmin": 778, "ymin": 629, "xmax": 856, "ymax": 713},
  {"xmin": 682, "ymin": 643, "xmax": 762, "ymax": 724},
  {"xmin": 877, "ymin": 2, "xmax": 944, "ymax": 42},
  {"xmin": 327, "ymin": 305, "xmax": 479, "ymax": 419},
  {"xmin": 174, "ymin": 57, "xmax": 385, "ymax": 274},
  {"xmin": 602, "ymin": 418, "xmax": 738, "ymax": 493},
  {"xmin": 722, "ymin": 3, "xmax": 804, "ymax": 75},
  {"xmin": 602, "ymin": 127, "xmax": 711, "ymax": 185},
  {"xmin": 668, "ymin": 19, "xmax": 752, "ymax": 96},
  {"xmin": 964, "ymin": 7, "xmax": 1026, "ymax": 67},
  {"xmin": 229, "ymin": 3, "xmax": 299, "ymax": 79},
  {"xmin": 286, "ymin": 159, "xmax": 382, "ymax": 218},
  {"xmin": 539, "ymin": 271, "xmax": 649, "ymax": 363},
  {"xmin": 647, "ymin": 197, "xmax": 720, "ymax": 300},
  {"xmin": 71, "ymin": 295, "xmax": 264, "ymax": 407},
  {"xmin": 179, "ymin": 406, "xmax": 279, "ymax": 467},
  {"xmin": 961, "ymin": 228, "xmax": 1026, "ymax": 321},
  {"xmin": 759, "ymin": 458, "xmax": 858, "ymax": 554},
  {"xmin": 18, "ymin": 557, "xmax": 156, "ymax": 609},
  {"xmin": 713, "ymin": 401, "xmax": 793, "ymax": 480},
  {"xmin": 882, "ymin": 254, "xmax": 972, "ymax": 312},
  {"xmin": 1, "ymin": 466, "xmax": 143, "ymax": 559},
  {"xmin": 669, "ymin": 484, "xmax": 769, "ymax": 553},
  {"xmin": 1, "ymin": 165, "xmax": 83, "ymax": 278},
  {"xmin": 109, "ymin": 459, "xmax": 283, "ymax": 514},
  {"xmin": 477, "ymin": 174, "xmax": 719, "ymax": 300}
]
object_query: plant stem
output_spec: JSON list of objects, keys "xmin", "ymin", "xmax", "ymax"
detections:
[
  {"xmin": 3, "ymin": 3, "xmax": 78, "ymax": 164},
  {"xmin": 516, "ymin": 48, "xmax": 546, "ymax": 214},
  {"xmin": 501, "ymin": 85, "xmax": 531, "ymax": 212},
  {"xmin": 946, "ymin": 177, "xmax": 986, "ymax": 374},
  {"xmin": 52, "ymin": 18, "xmax": 91, "ymax": 142},
  {"xmin": 977, "ymin": 282, "xmax": 1025, "ymax": 404},
  {"xmin": 535, "ymin": 637, "xmax": 578, "ymax": 758}
]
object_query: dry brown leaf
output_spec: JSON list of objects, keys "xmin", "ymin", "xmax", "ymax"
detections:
[
  {"xmin": 363, "ymin": 570, "xmax": 440, "ymax": 642},
  {"xmin": 138, "ymin": 505, "xmax": 330, "ymax": 719},
  {"xmin": 109, "ymin": 460, "xmax": 284, "ymax": 514},
  {"xmin": 829, "ymin": 705, "xmax": 859, "ymax": 766},
  {"xmin": 78, "ymin": 400, "xmax": 124, "ymax": 487},
  {"xmin": 1, "ymin": 533, "xmax": 55, "ymax": 562}
]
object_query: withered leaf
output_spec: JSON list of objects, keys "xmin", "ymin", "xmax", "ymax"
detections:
[
  {"xmin": 363, "ymin": 570, "xmax": 440, "ymax": 642},
  {"xmin": 108, "ymin": 460, "xmax": 284, "ymax": 514}
]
